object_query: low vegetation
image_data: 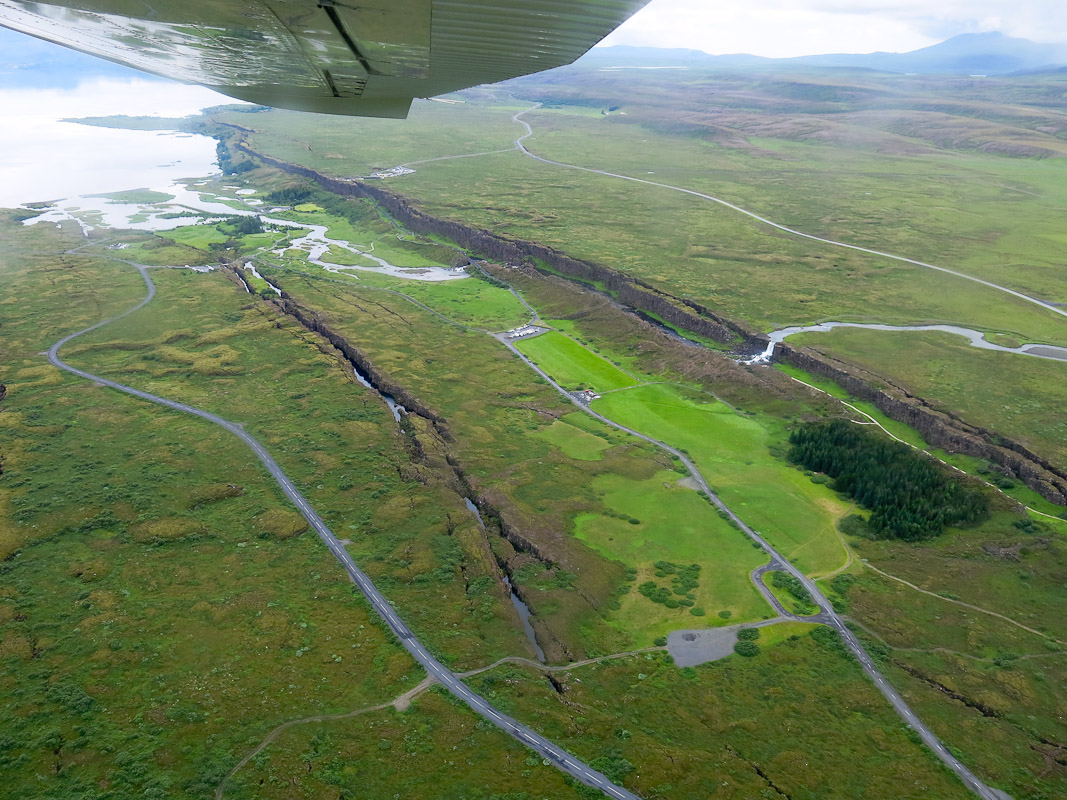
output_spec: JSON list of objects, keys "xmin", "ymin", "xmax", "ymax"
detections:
[
  {"xmin": 515, "ymin": 330, "xmax": 636, "ymax": 392},
  {"xmin": 463, "ymin": 639, "xmax": 972, "ymax": 799}
]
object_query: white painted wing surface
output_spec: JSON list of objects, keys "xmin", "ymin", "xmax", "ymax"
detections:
[{"xmin": 0, "ymin": 0, "xmax": 650, "ymax": 116}]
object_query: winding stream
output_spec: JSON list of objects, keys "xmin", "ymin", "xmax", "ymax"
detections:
[
  {"xmin": 747, "ymin": 322, "xmax": 1067, "ymax": 364},
  {"xmin": 265, "ymin": 218, "xmax": 465, "ymax": 282}
]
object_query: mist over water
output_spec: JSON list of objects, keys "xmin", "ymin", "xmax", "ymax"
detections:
[{"xmin": 0, "ymin": 78, "xmax": 230, "ymax": 207}]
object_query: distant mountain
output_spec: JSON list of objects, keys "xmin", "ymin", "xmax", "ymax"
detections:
[
  {"xmin": 580, "ymin": 45, "xmax": 770, "ymax": 69},
  {"xmin": 584, "ymin": 33, "xmax": 1067, "ymax": 76},
  {"xmin": 0, "ymin": 25, "xmax": 153, "ymax": 87},
  {"xmin": 787, "ymin": 33, "xmax": 1067, "ymax": 75}
]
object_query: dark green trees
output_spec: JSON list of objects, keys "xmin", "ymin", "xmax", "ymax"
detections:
[{"xmin": 789, "ymin": 419, "xmax": 988, "ymax": 541}]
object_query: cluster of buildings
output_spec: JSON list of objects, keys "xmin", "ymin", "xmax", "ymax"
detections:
[
  {"xmin": 576, "ymin": 389, "xmax": 602, "ymax": 403},
  {"xmin": 506, "ymin": 325, "xmax": 543, "ymax": 339},
  {"xmin": 365, "ymin": 166, "xmax": 415, "ymax": 180}
]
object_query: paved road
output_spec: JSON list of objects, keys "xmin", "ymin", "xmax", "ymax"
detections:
[
  {"xmin": 511, "ymin": 105, "xmax": 1067, "ymax": 324},
  {"xmin": 497, "ymin": 332, "xmax": 1013, "ymax": 800},
  {"xmin": 47, "ymin": 264, "xmax": 641, "ymax": 800}
]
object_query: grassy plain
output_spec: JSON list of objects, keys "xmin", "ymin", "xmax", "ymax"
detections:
[
  {"xmin": 307, "ymin": 104, "xmax": 1067, "ymax": 345},
  {"xmin": 0, "ymin": 216, "xmax": 424, "ymax": 797},
  {"xmin": 512, "ymin": 100, "xmax": 1067, "ymax": 305},
  {"xmin": 61, "ymin": 265, "xmax": 532, "ymax": 670},
  {"xmin": 223, "ymin": 689, "xmax": 588, "ymax": 800},
  {"xmin": 32, "ymin": 73, "xmax": 1067, "ymax": 795},
  {"xmin": 464, "ymin": 640, "xmax": 973, "ymax": 800},
  {"xmin": 516, "ymin": 330, "xmax": 638, "ymax": 391},
  {"xmin": 533, "ymin": 414, "xmax": 614, "ymax": 461},
  {"xmin": 216, "ymin": 69, "xmax": 1067, "ymax": 481},
  {"xmin": 258, "ymin": 266, "xmax": 726, "ymax": 660},
  {"xmin": 383, "ymin": 275, "xmax": 531, "ymax": 330},
  {"xmin": 574, "ymin": 470, "xmax": 770, "ymax": 642},
  {"xmin": 592, "ymin": 384, "xmax": 851, "ymax": 576},
  {"xmin": 217, "ymin": 101, "xmax": 521, "ymax": 178}
]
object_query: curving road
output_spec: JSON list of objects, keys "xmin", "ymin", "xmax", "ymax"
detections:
[
  {"xmin": 496, "ymin": 330, "xmax": 1012, "ymax": 800},
  {"xmin": 510, "ymin": 105, "xmax": 1067, "ymax": 324},
  {"xmin": 47, "ymin": 263, "xmax": 640, "ymax": 800}
]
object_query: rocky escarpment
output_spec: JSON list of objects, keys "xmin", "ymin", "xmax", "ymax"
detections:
[
  {"xmin": 234, "ymin": 140, "xmax": 757, "ymax": 346},
  {"xmin": 249, "ymin": 283, "xmax": 589, "ymax": 657},
  {"xmin": 234, "ymin": 140, "xmax": 1066, "ymax": 507},
  {"xmin": 270, "ymin": 292, "xmax": 445, "ymax": 426}
]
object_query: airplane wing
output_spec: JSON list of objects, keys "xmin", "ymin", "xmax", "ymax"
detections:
[{"xmin": 0, "ymin": 0, "xmax": 649, "ymax": 117}]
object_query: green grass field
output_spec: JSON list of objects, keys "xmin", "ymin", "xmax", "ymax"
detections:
[
  {"xmin": 533, "ymin": 414, "xmax": 614, "ymax": 461},
  {"xmin": 516, "ymin": 330, "xmax": 638, "ymax": 391},
  {"xmin": 592, "ymin": 384, "xmax": 852, "ymax": 576},
  {"xmin": 13, "ymin": 69, "xmax": 1067, "ymax": 796},
  {"xmin": 215, "ymin": 70, "xmax": 1067, "ymax": 495},
  {"xmin": 383, "ymin": 275, "xmax": 531, "ymax": 330},
  {"xmin": 574, "ymin": 470, "xmax": 771, "ymax": 643},
  {"xmin": 0, "ymin": 216, "xmax": 432, "ymax": 797}
]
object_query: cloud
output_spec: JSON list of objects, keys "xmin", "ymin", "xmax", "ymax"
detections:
[{"xmin": 601, "ymin": 0, "xmax": 1067, "ymax": 57}]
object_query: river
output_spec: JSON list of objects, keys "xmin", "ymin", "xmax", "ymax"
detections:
[
  {"xmin": 265, "ymin": 219, "xmax": 467, "ymax": 282},
  {"xmin": 748, "ymin": 321, "xmax": 1067, "ymax": 364}
]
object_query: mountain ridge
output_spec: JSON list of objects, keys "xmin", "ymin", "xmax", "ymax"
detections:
[{"xmin": 585, "ymin": 32, "xmax": 1067, "ymax": 76}]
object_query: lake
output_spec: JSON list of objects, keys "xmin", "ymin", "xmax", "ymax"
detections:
[{"xmin": 0, "ymin": 77, "xmax": 230, "ymax": 207}]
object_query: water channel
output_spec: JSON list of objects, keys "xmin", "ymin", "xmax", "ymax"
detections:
[
  {"xmin": 464, "ymin": 497, "xmax": 546, "ymax": 662},
  {"xmin": 346, "ymin": 361, "xmax": 407, "ymax": 423},
  {"xmin": 266, "ymin": 219, "xmax": 466, "ymax": 282},
  {"xmin": 747, "ymin": 321, "xmax": 1067, "ymax": 364}
]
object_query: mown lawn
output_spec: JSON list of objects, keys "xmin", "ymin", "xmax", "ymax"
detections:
[
  {"xmin": 533, "ymin": 414, "xmax": 614, "ymax": 461},
  {"xmin": 386, "ymin": 275, "xmax": 531, "ymax": 330},
  {"xmin": 516, "ymin": 330, "xmax": 638, "ymax": 391},
  {"xmin": 592, "ymin": 383, "xmax": 852, "ymax": 576}
]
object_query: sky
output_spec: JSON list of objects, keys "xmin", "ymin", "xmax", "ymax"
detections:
[{"xmin": 600, "ymin": 0, "xmax": 1067, "ymax": 58}]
